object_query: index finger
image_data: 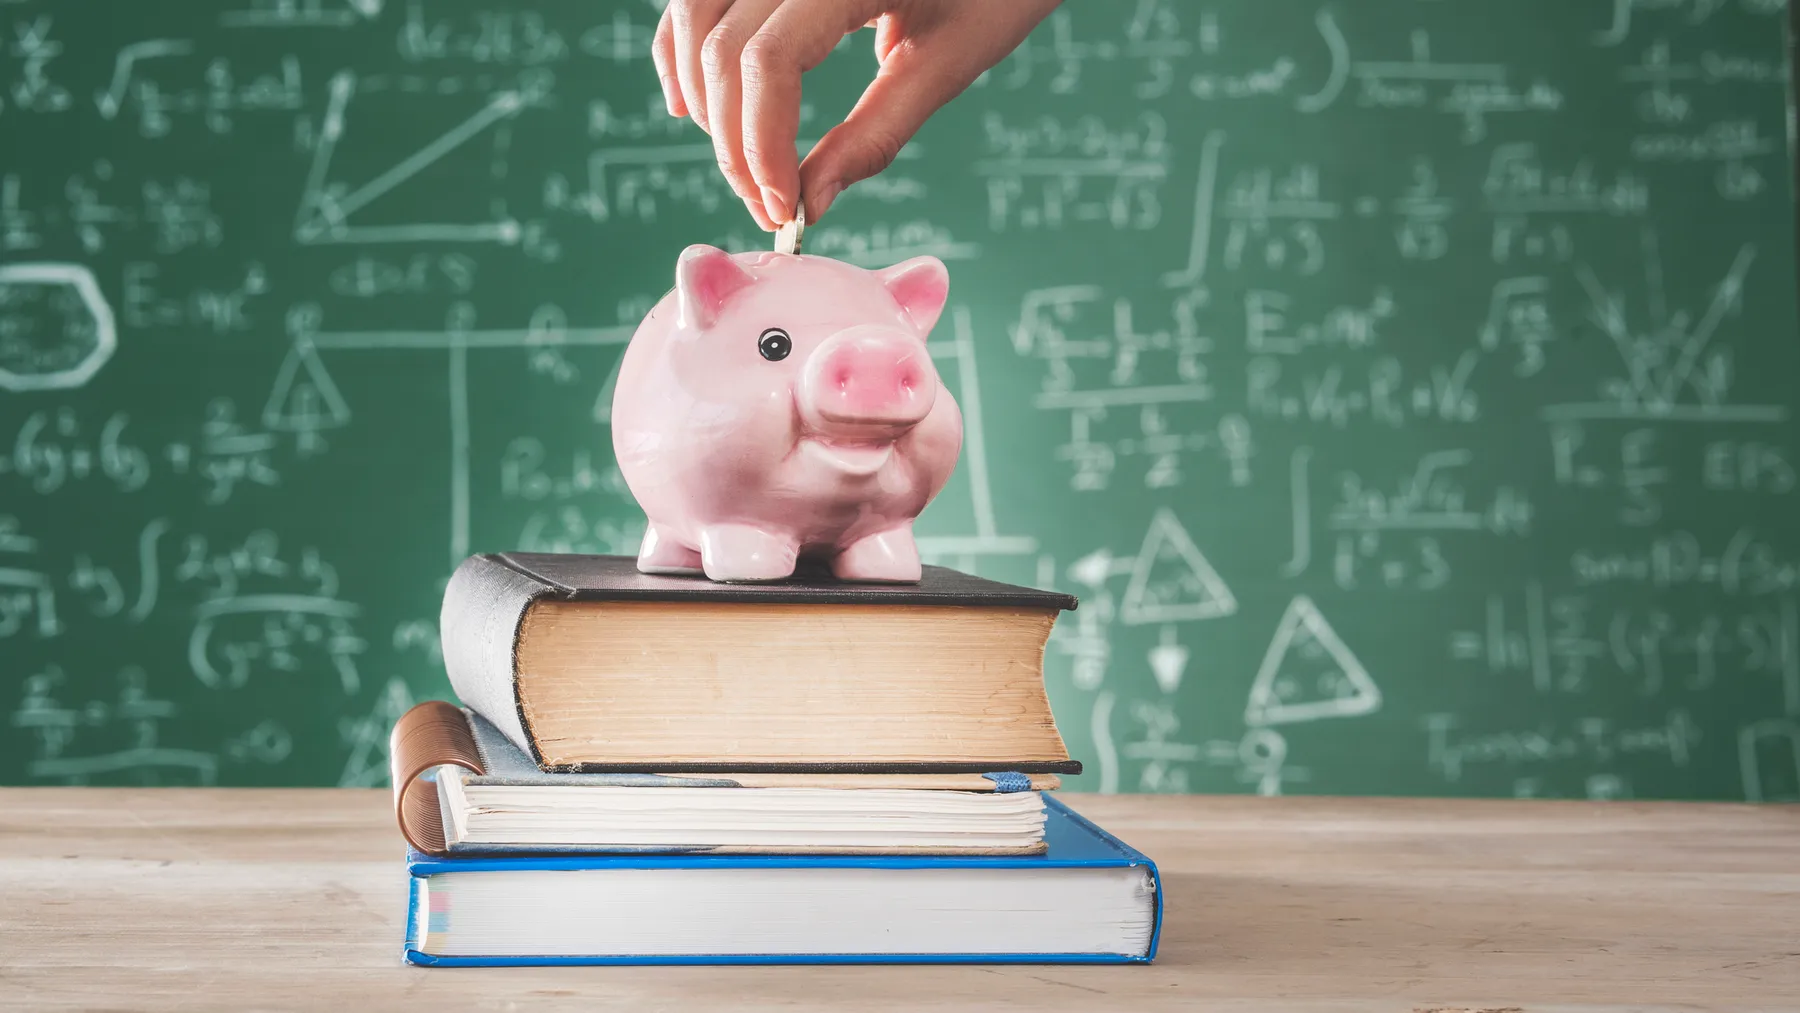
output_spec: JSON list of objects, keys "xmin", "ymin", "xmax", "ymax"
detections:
[{"xmin": 739, "ymin": 0, "xmax": 878, "ymax": 223}]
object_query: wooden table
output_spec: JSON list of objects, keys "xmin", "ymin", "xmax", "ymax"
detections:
[{"xmin": 3, "ymin": 790, "xmax": 1796, "ymax": 1011}]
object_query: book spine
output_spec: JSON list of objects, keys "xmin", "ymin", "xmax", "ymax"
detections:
[
  {"xmin": 440, "ymin": 554, "xmax": 552, "ymax": 760},
  {"xmin": 389, "ymin": 701, "xmax": 486, "ymax": 854}
]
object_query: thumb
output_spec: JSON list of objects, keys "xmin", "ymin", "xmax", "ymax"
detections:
[{"xmin": 798, "ymin": 41, "xmax": 975, "ymax": 220}]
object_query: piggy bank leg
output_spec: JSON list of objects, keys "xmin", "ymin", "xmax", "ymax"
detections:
[
  {"xmin": 698, "ymin": 524, "xmax": 799, "ymax": 582},
  {"xmin": 833, "ymin": 524, "xmax": 922, "ymax": 583},
  {"xmin": 637, "ymin": 523, "xmax": 703, "ymax": 575}
]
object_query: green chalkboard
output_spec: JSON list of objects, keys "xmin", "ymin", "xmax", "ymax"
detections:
[{"xmin": 4, "ymin": 0, "xmax": 1798, "ymax": 800}]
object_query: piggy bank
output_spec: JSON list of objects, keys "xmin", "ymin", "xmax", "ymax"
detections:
[{"xmin": 611, "ymin": 245, "xmax": 962, "ymax": 583}]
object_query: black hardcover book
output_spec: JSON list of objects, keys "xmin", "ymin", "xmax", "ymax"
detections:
[{"xmin": 441, "ymin": 553, "xmax": 1081, "ymax": 774}]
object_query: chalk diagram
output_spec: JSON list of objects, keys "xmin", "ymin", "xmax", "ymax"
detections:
[
  {"xmin": 0, "ymin": 263, "xmax": 117, "ymax": 392},
  {"xmin": 1121, "ymin": 507, "xmax": 1237, "ymax": 625},
  {"xmin": 1214, "ymin": 597, "xmax": 1378, "ymax": 796},
  {"xmin": 293, "ymin": 70, "xmax": 529, "ymax": 246},
  {"xmin": 1546, "ymin": 231, "xmax": 1773, "ymax": 424},
  {"xmin": 263, "ymin": 323, "xmax": 352, "ymax": 456},
  {"xmin": 1070, "ymin": 509, "xmax": 1236, "ymax": 625},
  {"xmin": 338, "ymin": 675, "xmax": 412, "ymax": 788},
  {"xmin": 1069, "ymin": 509, "xmax": 1241, "ymax": 794},
  {"xmin": 1079, "ymin": 516, "xmax": 1380, "ymax": 795},
  {"xmin": 1244, "ymin": 595, "xmax": 1380, "ymax": 726},
  {"xmin": 1067, "ymin": 506, "xmax": 1236, "ymax": 695},
  {"xmin": 1187, "ymin": 596, "xmax": 1377, "ymax": 796}
]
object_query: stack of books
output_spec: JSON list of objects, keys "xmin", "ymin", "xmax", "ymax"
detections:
[{"xmin": 390, "ymin": 552, "xmax": 1162, "ymax": 965}]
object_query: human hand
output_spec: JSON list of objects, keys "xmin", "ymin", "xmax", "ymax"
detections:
[{"xmin": 652, "ymin": 0, "xmax": 1061, "ymax": 230}]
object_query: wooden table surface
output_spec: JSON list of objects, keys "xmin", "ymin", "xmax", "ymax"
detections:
[{"xmin": 2, "ymin": 789, "xmax": 1796, "ymax": 1012}]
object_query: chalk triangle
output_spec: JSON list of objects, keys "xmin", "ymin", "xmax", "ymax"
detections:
[
  {"xmin": 1244, "ymin": 595, "xmax": 1380, "ymax": 726},
  {"xmin": 1120, "ymin": 508, "xmax": 1237, "ymax": 625},
  {"xmin": 263, "ymin": 340, "xmax": 351, "ymax": 433},
  {"xmin": 337, "ymin": 677, "xmax": 412, "ymax": 788}
]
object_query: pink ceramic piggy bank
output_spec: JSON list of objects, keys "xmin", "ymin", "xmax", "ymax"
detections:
[{"xmin": 611, "ymin": 245, "xmax": 962, "ymax": 583}]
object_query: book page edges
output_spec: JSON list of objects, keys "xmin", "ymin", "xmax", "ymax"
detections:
[
  {"xmin": 520, "ymin": 602, "xmax": 1074, "ymax": 770},
  {"xmin": 390, "ymin": 700, "xmax": 486, "ymax": 854}
]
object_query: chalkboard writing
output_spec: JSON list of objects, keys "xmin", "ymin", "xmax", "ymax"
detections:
[{"xmin": 3, "ymin": 0, "xmax": 1797, "ymax": 801}]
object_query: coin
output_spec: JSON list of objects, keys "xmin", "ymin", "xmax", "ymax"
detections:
[{"xmin": 774, "ymin": 195, "xmax": 805, "ymax": 255}]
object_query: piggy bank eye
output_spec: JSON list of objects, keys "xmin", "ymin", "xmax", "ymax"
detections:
[{"xmin": 758, "ymin": 328, "xmax": 792, "ymax": 362}]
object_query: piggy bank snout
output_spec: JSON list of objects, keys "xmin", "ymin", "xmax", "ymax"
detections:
[{"xmin": 800, "ymin": 328, "xmax": 938, "ymax": 431}]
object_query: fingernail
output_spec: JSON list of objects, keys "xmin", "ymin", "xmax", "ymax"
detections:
[
  {"xmin": 658, "ymin": 77, "xmax": 679, "ymax": 116},
  {"xmin": 745, "ymin": 197, "xmax": 775, "ymax": 232},
  {"xmin": 760, "ymin": 186, "xmax": 791, "ymax": 224}
]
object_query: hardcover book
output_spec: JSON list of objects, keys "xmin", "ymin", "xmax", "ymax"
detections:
[
  {"xmin": 403, "ymin": 795, "xmax": 1162, "ymax": 965},
  {"xmin": 439, "ymin": 553, "xmax": 1081, "ymax": 774},
  {"xmin": 388, "ymin": 701, "xmax": 1062, "ymax": 856}
]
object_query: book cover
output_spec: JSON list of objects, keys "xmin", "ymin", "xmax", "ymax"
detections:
[
  {"xmin": 438, "ymin": 553, "xmax": 1082, "ymax": 775},
  {"xmin": 388, "ymin": 701, "xmax": 1060, "ymax": 856},
  {"xmin": 402, "ymin": 795, "xmax": 1163, "ymax": 966}
]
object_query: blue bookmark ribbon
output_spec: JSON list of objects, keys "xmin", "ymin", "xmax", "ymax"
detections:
[{"xmin": 981, "ymin": 771, "xmax": 1032, "ymax": 793}]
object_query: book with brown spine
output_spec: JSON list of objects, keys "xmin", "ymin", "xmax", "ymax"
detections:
[{"xmin": 389, "ymin": 701, "xmax": 1062, "ymax": 856}]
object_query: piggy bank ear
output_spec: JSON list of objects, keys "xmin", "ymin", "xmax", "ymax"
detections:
[
  {"xmin": 877, "ymin": 256, "xmax": 949, "ymax": 337},
  {"xmin": 675, "ymin": 245, "xmax": 755, "ymax": 329}
]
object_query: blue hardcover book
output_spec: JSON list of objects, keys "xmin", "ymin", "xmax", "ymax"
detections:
[{"xmin": 404, "ymin": 795, "xmax": 1162, "ymax": 966}]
